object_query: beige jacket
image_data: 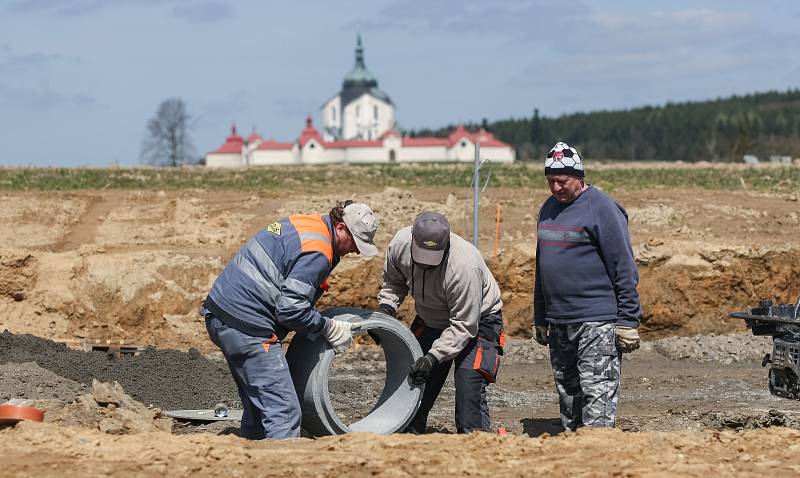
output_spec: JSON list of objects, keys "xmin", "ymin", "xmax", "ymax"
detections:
[{"xmin": 378, "ymin": 227, "xmax": 503, "ymax": 362}]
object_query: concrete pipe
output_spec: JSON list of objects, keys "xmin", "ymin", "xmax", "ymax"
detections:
[{"xmin": 285, "ymin": 307, "xmax": 424, "ymax": 436}]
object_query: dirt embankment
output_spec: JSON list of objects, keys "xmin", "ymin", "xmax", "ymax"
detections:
[{"xmin": 1, "ymin": 187, "xmax": 799, "ymax": 349}]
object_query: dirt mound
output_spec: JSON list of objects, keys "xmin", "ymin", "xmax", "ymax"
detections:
[
  {"xmin": 3, "ymin": 422, "xmax": 800, "ymax": 476},
  {"xmin": 0, "ymin": 194, "xmax": 89, "ymax": 249},
  {"xmin": 0, "ymin": 250, "xmax": 36, "ymax": 301},
  {"xmin": 699, "ymin": 409, "xmax": 795, "ymax": 431},
  {"xmin": 43, "ymin": 380, "xmax": 173, "ymax": 434},
  {"xmin": 639, "ymin": 249, "xmax": 800, "ymax": 337},
  {"xmin": 0, "ymin": 362, "xmax": 87, "ymax": 402}
]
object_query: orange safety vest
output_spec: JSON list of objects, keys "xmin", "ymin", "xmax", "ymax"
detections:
[{"xmin": 288, "ymin": 214, "xmax": 333, "ymax": 290}]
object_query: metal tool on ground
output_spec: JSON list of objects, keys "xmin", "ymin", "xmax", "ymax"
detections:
[
  {"xmin": 163, "ymin": 406, "xmax": 242, "ymax": 422},
  {"xmin": 286, "ymin": 307, "xmax": 424, "ymax": 436},
  {"xmin": 730, "ymin": 295, "xmax": 800, "ymax": 399},
  {"xmin": 214, "ymin": 403, "xmax": 229, "ymax": 418}
]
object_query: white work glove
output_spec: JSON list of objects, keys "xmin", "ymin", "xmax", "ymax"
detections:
[
  {"xmin": 323, "ymin": 319, "xmax": 354, "ymax": 353},
  {"xmin": 534, "ymin": 325, "xmax": 549, "ymax": 346},
  {"xmin": 616, "ymin": 326, "xmax": 640, "ymax": 353}
]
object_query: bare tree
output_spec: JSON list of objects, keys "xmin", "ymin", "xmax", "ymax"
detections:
[{"xmin": 140, "ymin": 98, "xmax": 195, "ymax": 166}]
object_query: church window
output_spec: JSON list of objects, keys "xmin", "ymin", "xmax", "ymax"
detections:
[
  {"xmin": 461, "ymin": 140, "xmax": 468, "ymax": 148},
  {"xmin": 374, "ymin": 105, "xmax": 378, "ymax": 120},
  {"xmin": 356, "ymin": 105, "xmax": 361, "ymax": 118},
  {"xmin": 331, "ymin": 106, "xmax": 336, "ymax": 122}
]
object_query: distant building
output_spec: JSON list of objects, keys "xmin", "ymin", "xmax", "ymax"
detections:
[
  {"xmin": 321, "ymin": 34, "xmax": 394, "ymax": 142},
  {"xmin": 205, "ymin": 36, "xmax": 514, "ymax": 167}
]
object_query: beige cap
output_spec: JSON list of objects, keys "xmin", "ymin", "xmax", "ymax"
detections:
[{"xmin": 342, "ymin": 203, "xmax": 379, "ymax": 256}]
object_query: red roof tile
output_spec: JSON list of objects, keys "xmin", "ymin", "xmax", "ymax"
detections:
[
  {"xmin": 256, "ymin": 140, "xmax": 294, "ymax": 151},
  {"xmin": 401, "ymin": 137, "xmax": 450, "ymax": 147},
  {"xmin": 210, "ymin": 124, "xmax": 244, "ymax": 154},
  {"xmin": 298, "ymin": 115, "xmax": 324, "ymax": 148},
  {"xmin": 247, "ymin": 131, "xmax": 263, "ymax": 143},
  {"xmin": 326, "ymin": 139, "xmax": 383, "ymax": 149},
  {"xmin": 447, "ymin": 125, "xmax": 511, "ymax": 148}
]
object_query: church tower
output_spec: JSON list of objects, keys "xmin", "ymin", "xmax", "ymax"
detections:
[{"xmin": 322, "ymin": 34, "xmax": 395, "ymax": 141}]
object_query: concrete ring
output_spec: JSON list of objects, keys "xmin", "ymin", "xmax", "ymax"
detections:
[{"xmin": 286, "ymin": 307, "xmax": 424, "ymax": 436}]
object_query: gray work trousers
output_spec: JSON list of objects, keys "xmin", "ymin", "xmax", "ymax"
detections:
[{"xmin": 205, "ymin": 315, "xmax": 301, "ymax": 439}]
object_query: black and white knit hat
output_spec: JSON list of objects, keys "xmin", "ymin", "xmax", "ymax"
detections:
[{"xmin": 544, "ymin": 142, "xmax": 584, "ymax": 177}]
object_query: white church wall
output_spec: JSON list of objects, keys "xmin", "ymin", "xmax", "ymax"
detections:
[
  {"xmin": 206, "ymin": 153, "xmax": 243, "ymax": 168},
  {"xmin": 299, "ymin": 139, "xmax": 328, "ymax": 164},
  {"xmin": 322, "ymin": 96, "xmax": 342, "ymax": 141},
  {"xmin": 342, "ymin": 95, "xmax": 393, "ymax": 140},
  {"xmin": 398, "ymin": 146, "xmax": 449, "ymax": 162},
  {"xmin": 250, "ymin": 150, "xmax": 296, "ymax": 166},
  {"xmin": 344, "ymin": 146, "xmax": 389, "ymax": 163},
  {"xmin": 449, "ymin": 138, "xmax": 474, "ymax": 162},
  {"xmin": 322, "ymin": 148, "xmax": 347, "ymax": 163}
]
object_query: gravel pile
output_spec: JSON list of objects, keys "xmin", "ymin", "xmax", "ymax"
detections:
[
  {"xmin": 651, "ymin": 333, "xmax": 773, "ymax": 364},
  {"xmin": 0, "ymin": 330, "xmax": 239, "ymax": 410},
  {"xmin": 0, "ymin": 362, "xmax": 88, "ymax": 402}
]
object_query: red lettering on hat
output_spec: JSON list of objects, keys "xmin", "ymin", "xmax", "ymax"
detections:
[{"xmin": 553, "ymin": 151, "xmax": 564, "ymax": 162}]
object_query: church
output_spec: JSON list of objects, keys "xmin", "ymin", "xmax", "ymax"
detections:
[{"xmin": 205, "ymin": 36, "xmax": 515, "ymax": 167}]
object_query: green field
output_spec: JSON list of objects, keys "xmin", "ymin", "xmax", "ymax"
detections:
[{"xmin": 0, "ymin": 163, "xmax": 798, "ymax": 193}]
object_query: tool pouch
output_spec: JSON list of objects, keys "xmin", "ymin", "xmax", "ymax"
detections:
[{"xmin": 473, "ymin": 337, "xmax": 502, "ymax": 383}]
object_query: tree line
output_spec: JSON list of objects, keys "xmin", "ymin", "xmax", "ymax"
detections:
[{"xmin": 407, "ymin": 89, "xmax": 800, "ymax": 162}]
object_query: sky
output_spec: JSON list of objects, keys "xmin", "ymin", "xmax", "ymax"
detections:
[{"xmin": 1, "ymin": 0, "xmax": 798, "ymax": 166}]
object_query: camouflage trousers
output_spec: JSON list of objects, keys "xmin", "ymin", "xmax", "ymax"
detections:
[{"xmin": 548, "ymin": 321, "xmax": 621, "ymax": 431}]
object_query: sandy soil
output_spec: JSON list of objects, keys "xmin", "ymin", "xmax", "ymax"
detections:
[
  {"xmin": 2, "ymin": 181, "xmax": 800, "ymax": 475},
  {"xmin": 1, "ymin": 186, "xmax": 798, "ymax": 347},
  {"xmin": 5, "ymin": 422, "xmax": 800, "ymax": 477}
]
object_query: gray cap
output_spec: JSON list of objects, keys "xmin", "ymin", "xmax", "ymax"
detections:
[
  {"xmin": 342, "ymin": 203, "xmax": 379, "ymax": 256},
  {"xmin": 411, "ymin": 211, "xmax": 450, "ymax": 266}
]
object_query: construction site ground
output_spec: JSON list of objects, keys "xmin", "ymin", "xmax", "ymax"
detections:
[{"xmin": 2, "ymin": 170, "xmax": 800, "ymax": 476}]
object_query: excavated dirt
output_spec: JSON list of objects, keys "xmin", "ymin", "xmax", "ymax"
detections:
[
  {"xmin": 1, "ymin": 186, "xmax": 798, "ymax": 348},
  {"xmin": 2, "ymin": 180, "xmax": 800, "ymax": 474}
]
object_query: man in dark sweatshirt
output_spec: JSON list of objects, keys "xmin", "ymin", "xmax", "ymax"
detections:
[{"xmin": 533, "ymin": 141, "xmax": 641, "ymax": 430}]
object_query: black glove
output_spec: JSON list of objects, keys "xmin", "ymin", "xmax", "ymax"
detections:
[
  {"xmin": 410, "ymin": 353, "xmax": 437, "ymax": 385},
  {"xmin": 377, "ymin": 304, "xmax": 397, "ymax": 317}
]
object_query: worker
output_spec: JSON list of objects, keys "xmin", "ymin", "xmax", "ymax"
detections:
[
  {"xmin": 202, "ymin": 201, "xmax": 379, "ymax": 439},
  {"xmin": 533, "ymin": 141, "xmax": 641, "ymax": 430},
  {"xmin": 378, "ymin": 211, "xmax": 504, "ymax": 433}
]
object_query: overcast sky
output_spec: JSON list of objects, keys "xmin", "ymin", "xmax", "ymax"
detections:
[{"xmin": 1, "ymin": 0, "xmax": 798, "ymax": 166}]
